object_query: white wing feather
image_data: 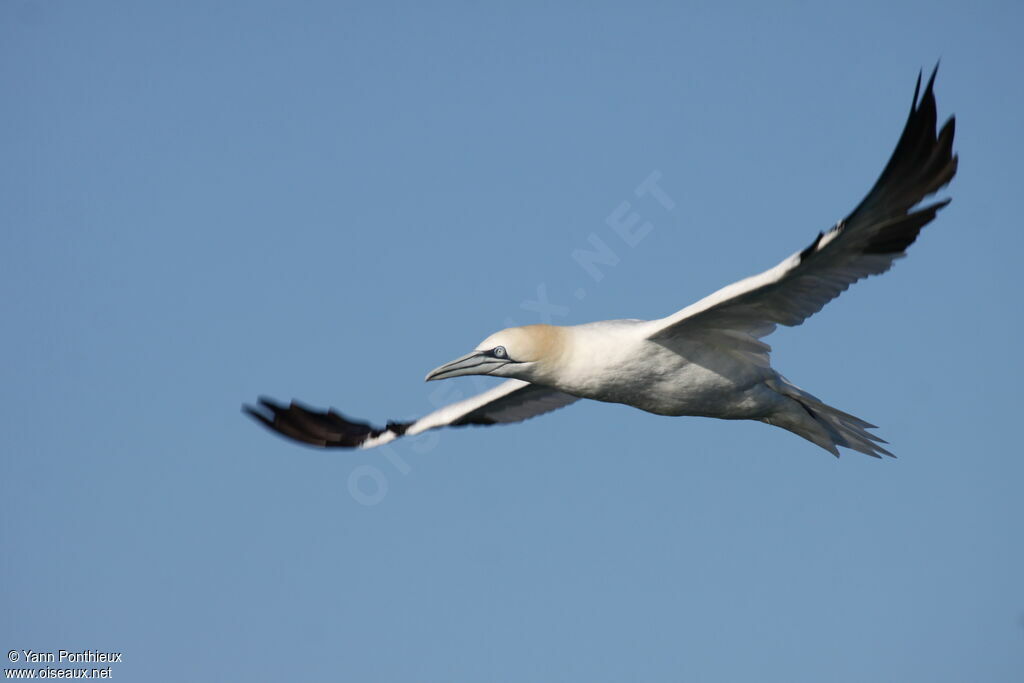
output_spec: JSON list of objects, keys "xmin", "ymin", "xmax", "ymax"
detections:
[
  {"xmin": 245, "ymin": 380, "xmax": 578, "ymax": 450},
  {"xmin": 648, "ymin": 68, "xmax": 957, "ymax": 355}
]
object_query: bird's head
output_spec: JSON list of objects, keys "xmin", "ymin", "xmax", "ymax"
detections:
[{"xmin": 425, "ymin": 324, "xmax": 567, "ymax": 383}]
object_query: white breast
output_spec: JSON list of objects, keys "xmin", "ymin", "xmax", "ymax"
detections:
[{"xmin": 551, "ymin": 320, "xmax": 777, "ymax": 418}]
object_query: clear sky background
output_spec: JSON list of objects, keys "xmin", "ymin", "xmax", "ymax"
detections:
[{"xmin": 3, "ymin": 2, "xmax": 1022, "ymax": 681}]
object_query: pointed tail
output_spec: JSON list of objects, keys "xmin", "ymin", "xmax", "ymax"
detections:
[{"xmin": 765, "ymin": 377, "xmax": 894, "ymax": 458}]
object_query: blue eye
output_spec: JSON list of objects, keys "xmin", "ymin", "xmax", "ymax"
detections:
[{"xmin": 492, "ymin": 346, "xmax": 507, "ymax": 358}]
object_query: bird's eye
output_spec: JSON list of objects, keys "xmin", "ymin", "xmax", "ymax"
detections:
[{"xmin": 492, "ymin": 346, "xmax": 507, "ymax": 359}]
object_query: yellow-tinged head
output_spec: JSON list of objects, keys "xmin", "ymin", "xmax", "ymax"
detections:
[{"xmin": 425, "ymin": 324, "xmax": 567, "ymax": 382}]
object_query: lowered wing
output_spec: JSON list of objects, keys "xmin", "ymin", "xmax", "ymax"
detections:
[{"xmin": 244, "ymin": 379, "xmax": 579, "ymax": 449}]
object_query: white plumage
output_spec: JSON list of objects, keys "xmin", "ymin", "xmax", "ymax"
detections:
[{"xmin": 245, "ymin": 68, "xmax": 956, "ymax": 458}]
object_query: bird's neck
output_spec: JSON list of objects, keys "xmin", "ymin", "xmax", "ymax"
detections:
[
  {"xmin": 508, "ymin": 324, "xmax": 573, "ymax": 386},
  {"xmin": 522, "ymin": 321, "xmax": 646, "ymax": 398}
]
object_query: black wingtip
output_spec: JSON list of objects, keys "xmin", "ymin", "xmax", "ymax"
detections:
[
  {"xmin": 923, "ymin": 62, "xmax": 939, "ymax": 100},
  {"xmin": 243, "ymin": 395, "xmax": 402, "ymax": 449},
  {"xmin": 257, "ymin": 396, "xmax": 286, "ymax": 411},
  {"xmin": 912, "ymin": 63, "xmax": 940, "ymax": 111},
  {"xmin": 846, "ymin": 65, "xmax": 956, "ymax": 230},
  {"xmin": 242, "ymin": 403, "xmax": 272, "ymax": 427}
]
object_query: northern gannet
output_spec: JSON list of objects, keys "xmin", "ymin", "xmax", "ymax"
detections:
[{"xmin": 245, "ymin": 69, "xmax": 956, "ymax": 458}]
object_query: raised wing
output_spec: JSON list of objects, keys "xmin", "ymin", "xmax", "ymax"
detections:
[
  {"xmin": 648, "ymin": 67, "xmax": 957, "ymax": 351},
  {"xmin": 243, "ymin": 379, "xmax": 579, "ymax": 449}
]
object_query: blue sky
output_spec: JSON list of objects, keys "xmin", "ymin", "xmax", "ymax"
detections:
[{"xmin": 3, "ymin": 1, "xmax": 1022, "ymax": 681}]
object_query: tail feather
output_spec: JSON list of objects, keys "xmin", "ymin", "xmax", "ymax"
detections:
[{"xmin": 765, "ymin": 378, "xmax": 894, "ymax": 458}]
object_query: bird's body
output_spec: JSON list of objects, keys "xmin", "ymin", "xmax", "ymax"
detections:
[
  {"xmin": 510, "ymin": 320, "xmax": 769, "ymax": 419},
  {"xmin": 245, "ymin": 68, "xmax": 957, "ymax": 458}
]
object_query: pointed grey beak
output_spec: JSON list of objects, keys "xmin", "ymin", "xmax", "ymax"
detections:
[{"xmin": 425, "ymin": 351, "xmax": 507, "ymax": 381}]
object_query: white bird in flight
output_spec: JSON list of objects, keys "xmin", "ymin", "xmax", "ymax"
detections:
[{"xmin": 245, "ymin": 68, "xmax": 956, "ymax": 458}]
